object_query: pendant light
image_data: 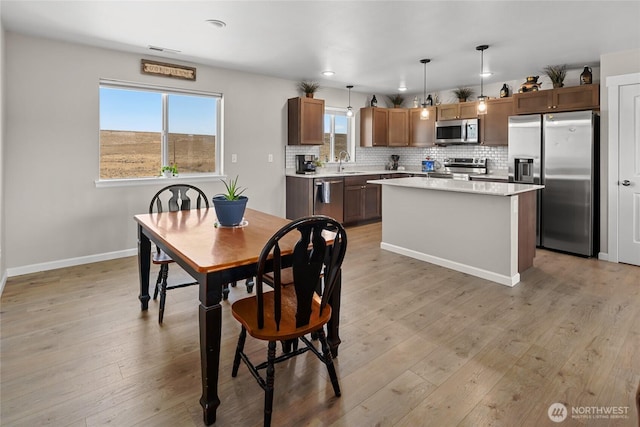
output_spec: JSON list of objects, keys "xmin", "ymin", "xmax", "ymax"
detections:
[
  {"xmin": 420, "ymin": 58, "xmax": 431, "ymax": 120},
  {"xmin": 476, "ymin": 45, "xmax": 489, "ymax": 115},
  {"xmin": 346, "ymin": 85, "xmax": 354, "ymax": 117}
]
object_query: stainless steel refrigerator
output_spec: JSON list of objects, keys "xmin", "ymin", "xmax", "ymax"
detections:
[{"xmin": 508, "ymin": 111, "xmax": 599, "ymax": 256}]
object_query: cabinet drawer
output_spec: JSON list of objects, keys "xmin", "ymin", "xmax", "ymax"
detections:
[{"xmin": 344, "ymin": 174, "xmax": 380, "ymax": 187}]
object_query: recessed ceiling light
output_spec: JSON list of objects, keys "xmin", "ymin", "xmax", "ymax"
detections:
[
  {"xmin": 398, "ymin": 86, "xmax": 408, "ymax": 92},
  {"xmin": 206, "ymin": 19, "xmax": 227, "ymax": 28},
  {"xmin": 321, "ymin": 70, "xmax": 335, "ymax": 76},
  {"xmin": 480, "ymin": 72, "xmax": 493, "ymax": 77}
]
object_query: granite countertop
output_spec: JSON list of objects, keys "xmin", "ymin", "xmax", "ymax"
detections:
[{"xmin": 368, "ymin": 176, "xmax": 543, "ymax": 197}]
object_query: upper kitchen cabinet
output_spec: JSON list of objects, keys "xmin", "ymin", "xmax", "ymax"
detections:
[
  {"xmin": 387, "ymin": 108, "xmax": 409, "ymax": 146},
  {"xmin": 360, "ymin": 107, "xmax": 389, "ymax": 147},
  {"xmin": 288, "ymin": 97, "xmax": 325, "ymax": 145},
  {"xmin": 514, "ymin": 85, "xmax": 599, "ymax": 114},
  {"xmin": 479, "ymin": 97, "xmax": 514, "ymax": 146},
  {"xmin": 437, "ymin": 101, "xmax": 478, "ymax": 121},
  {"xmin": 408, "ymin": 107, "xmax": 436, "ymax": 147}
]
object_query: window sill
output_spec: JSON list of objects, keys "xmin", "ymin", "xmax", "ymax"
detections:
[{"xmin": 95, "ymin": 174, "xmax": 226, "ymax": 188}]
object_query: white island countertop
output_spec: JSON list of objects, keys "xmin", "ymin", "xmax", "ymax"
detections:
[{"xmin": 368, "ymin": 176, "xmax": 543, "ymax": 197}]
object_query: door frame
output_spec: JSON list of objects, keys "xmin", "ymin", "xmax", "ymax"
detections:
[{"xmin": 607, "ymin": 72, "xmax": 640, "ymax": 263}]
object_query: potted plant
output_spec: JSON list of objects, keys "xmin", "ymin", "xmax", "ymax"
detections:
[
  {"xmin": 212, "ymin": 175, "xmax": 248, "ymax": 226},
  {"xmin": 161, "ymin": 164, "xmax": 178, "ymax": 178},
  {"xmin": 453, "ymin": 87, "xmax": 474, "ymax": 103},
  {"xmin": 543, "ymin": 64, "xmax": 567, "ymax": 88},
  {"xmin": 298, "ymin": 81, "xmax": 320, "ymax": 98},
  {"xmin": 387, "ymin": 94, "xmax": 405, "ymax": 108},
  {"xmin": 313, "ymin": 158, "xmax": 325, "ymax": 172}
]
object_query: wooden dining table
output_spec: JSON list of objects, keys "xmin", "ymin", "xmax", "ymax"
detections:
[{"xmin": 134, "ymin": 207, "xmax": 343, "ymax": 425}]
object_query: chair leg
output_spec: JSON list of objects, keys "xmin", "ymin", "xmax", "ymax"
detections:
[
  {"xmin": 232, "ymin": 327, "xmax": 247, "ymax": 377},
  {"xmin": 281, "ymin": 338, "xmax": 298, "ymax": 354},
  {"xmin": 317, "ymin": 327, "xmax": 341, "ymax": 397},
  {"xmin": 246, "ymin": 277, "xmax": 254, "ymax": 293},
  {"xmin": 264, "ymin": 341, "xmax": 276, "ymax": 427},
  {"xmin": 158, "ymin": 264, "xmax": 169, "ymax": 324},
  {"xmin": 222, "ymin": 283, "xmax": 231, "ymax": 300},
  {"xmin": 153, "ymin": 265, "xmax": 164, "ymax": 300}
]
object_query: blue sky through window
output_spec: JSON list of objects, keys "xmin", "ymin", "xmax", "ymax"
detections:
[
  {"xmin": 324, "ymin": 114, "xmax": 348, "ymax": 134},
  {"xmin": 99, "ymin": 87, "xmax": 217, "ymax": 135}
]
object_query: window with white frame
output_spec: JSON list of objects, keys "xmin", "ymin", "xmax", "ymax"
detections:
[
  {"xmin": 322, "ymin": 108, "xmax": 354, "ymax": 163},
  {"xmin": 99, "ymin": 80, "xmax": 222, "ymax": 180}
]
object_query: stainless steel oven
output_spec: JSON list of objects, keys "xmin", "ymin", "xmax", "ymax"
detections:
[{"xmin": 435, "ymin": 118, "xmax": 479, "ymax": 145}]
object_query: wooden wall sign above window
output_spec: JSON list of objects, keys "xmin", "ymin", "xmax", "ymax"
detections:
[{"xmin": 141, "ymin": 59, "xmax": 196, "ymax": 81}]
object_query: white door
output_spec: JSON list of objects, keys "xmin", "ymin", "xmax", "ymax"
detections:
[{"xmin": 618, "ymin": 82, "xmax": 640, "ymax": 265}]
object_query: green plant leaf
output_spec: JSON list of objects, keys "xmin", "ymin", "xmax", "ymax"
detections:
[{"xmin": 221, "ymin": 175, "xmax": 246, "ymax": 200}]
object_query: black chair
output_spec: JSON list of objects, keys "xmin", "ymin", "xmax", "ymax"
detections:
[
  {"xmin": 230, "ymin": 216, "xmax": 347, "ymax": 427},
  {"xmin": 149, "ymin": 184, "xmax": 209, "ymax": 323}
]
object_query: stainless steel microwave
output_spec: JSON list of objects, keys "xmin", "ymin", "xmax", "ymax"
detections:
[{"xmin": 435, "ymin": 118, "xmax": 479, "ymax": 145}]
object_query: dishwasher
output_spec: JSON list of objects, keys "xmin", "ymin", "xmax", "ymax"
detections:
[{"xmin": 313, "ymin": 178, "xmax": 344, "ymax": 223}]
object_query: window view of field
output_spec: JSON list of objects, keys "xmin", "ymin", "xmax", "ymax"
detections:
[
  {"xmin": 320, "ymin": 133, "xmax": 348, "ymax": 162},
  {"xmin": 100, "ymin": 130, "xmax": 216, "ymax": 179}
]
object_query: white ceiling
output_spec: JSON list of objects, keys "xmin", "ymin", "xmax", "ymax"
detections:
[{"xmin": 2, "ymin": 1, "xmax": 639, "ymax": 95}]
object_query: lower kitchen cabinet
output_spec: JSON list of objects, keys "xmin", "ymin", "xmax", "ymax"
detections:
[
  {"xmin": 287, "ymin": 174, "xmax": 383, "ymax": 225},
  {"xmin": 343, "ymin": 175, "xmax": 381, "ymax": 224},
  {"xmin": 286, "ymin": 176, "xmax": 314, "ymax": 219}
]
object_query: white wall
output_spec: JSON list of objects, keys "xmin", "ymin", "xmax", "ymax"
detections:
[
  {"xmin": 598, "ymin": 48, "xmax": 640, "ymax": 256},
  {"xmin": 3, "ymin": 32, "xmax": 365, "ymax": 273},
  {"xmin": 0, "ymin": 14, "xmax": 6, "ymax": 290}
]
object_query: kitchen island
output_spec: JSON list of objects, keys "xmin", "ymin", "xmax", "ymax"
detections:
[{"xmin": 367, "ymin": 176, "xmax": 544, "ymax": 286}]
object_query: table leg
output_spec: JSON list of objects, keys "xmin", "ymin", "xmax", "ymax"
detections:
[
  {"xmin": 137, "ymin": 224, "xmax": 151, "ymax": 310},
  {"xmin": 199, "ymin": 280, "xmax": 222, "ymax": 425},
  {"xmin": 326, "ymin": 268, "xmax": 342, "ymax": 357}
]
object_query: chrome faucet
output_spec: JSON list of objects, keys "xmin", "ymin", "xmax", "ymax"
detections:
[{"xmin": 338, "ymin": 151, "xmax": 350, "ymax": 172}]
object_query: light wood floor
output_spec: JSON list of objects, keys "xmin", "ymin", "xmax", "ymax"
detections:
[{"xmin": 1, "ymin": 222, "xmax": 639, "ymax": 427}]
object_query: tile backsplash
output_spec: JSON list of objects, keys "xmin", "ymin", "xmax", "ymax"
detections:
[
  {"xmin": 286, "ymin": 145, "xmax": 507, "ymax": 173},
  {"xmin": 355, "ymin": 145, "xmax": 508, "ymax": 172}
]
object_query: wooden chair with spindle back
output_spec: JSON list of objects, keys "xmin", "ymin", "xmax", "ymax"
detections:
[
  {"xmin": 148, "ymin": 184, "xmax": 209, "ymax": 323},
  {"xmin": 230, "ymin": 215, "xmax": 347, "ymax": 427}
]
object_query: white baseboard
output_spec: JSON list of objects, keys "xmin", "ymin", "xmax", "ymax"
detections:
[
  {"xmin": 597, "ymin": 251, "xmax": 610, "ymax": 262},
  {"xmin": 380, "ymin": 242, "xmax": 520, "ymax": 287},
  {"xmin": 6, "ymin": 248, "xmax": 137, "ymax": 278}
]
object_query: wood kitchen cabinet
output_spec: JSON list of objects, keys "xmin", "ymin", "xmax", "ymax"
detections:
[
  {"xmin": 285, "ymin": 176, "xmax": 314, "ymax": 219},
  {"xmin": 288, "ymin": 97, "xmax": 325, "ymax": 145},
  {"xmin": 436, "ymin": 101, "xmax": 478, "ymax": 121},
  {"xmin": 343, "ymin": 174, "xmax": 381, "ymax": 224},
  {"xmin": 387, "ymin": 108, "xmax": 409, "ymax": 146},
  {"xmin": 408, "ymin": 107, "xmax": 436, "ymax": 147},
  {"xmin": 479, "ymin": 97, "xmax": 514, "ymax": 146},
  {"xmin": 360, "ymin": 107, "xmax": 389, "ymax": 146},
  {"xmin": 514, "ymin": 84, "xmax": 599, "ymax": 114}
]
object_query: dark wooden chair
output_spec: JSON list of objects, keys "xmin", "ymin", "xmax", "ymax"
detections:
[
  {"xmin": 149, "ymin": 184, "xmax": 209, "ymax": 323},
  {"xmin": 231, "ymin": 216, "xmax": 347, "ymax": 427}
]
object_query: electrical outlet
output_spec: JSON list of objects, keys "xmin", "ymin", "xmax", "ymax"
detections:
[
  {"xmin": 268, "ymin": 154, "xmax": 273, "ymax": 163},
  {"xmin": 231, "ymin": 154, "xmax": 237, "ymax": 163}
]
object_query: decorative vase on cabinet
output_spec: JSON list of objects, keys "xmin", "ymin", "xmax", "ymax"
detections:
[{"xmin": 580, "ymin": 66, "xmax": 593, "ymax": 85}]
